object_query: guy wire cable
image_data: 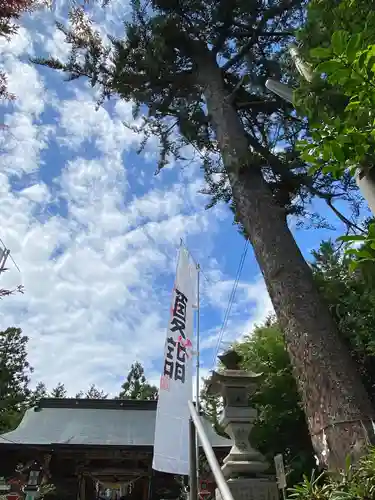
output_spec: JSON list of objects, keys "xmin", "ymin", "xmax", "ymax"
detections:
[{"xmin": 210, "ymin": 238, "xmax": 249, "ymax": 371}]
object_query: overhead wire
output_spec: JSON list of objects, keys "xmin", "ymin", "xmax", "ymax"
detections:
[{"xmin": 210, "ymin": 238, "xmax": 249, "ymax": 371}]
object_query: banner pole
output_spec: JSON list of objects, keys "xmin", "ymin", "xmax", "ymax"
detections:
[
  {"xmin": 189, "ymin": 417, "xmax": 198, "ymax": 500},
  {"xmin": 195, "ymin": 263, "xmax": 201, "ymax": 487}
]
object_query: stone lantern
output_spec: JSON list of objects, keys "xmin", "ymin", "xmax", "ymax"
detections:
[{"xmin": 206, "ymin": 349, "xmax": 278, "ymax": 500}]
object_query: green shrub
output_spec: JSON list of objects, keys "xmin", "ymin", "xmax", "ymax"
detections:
[{"xmin": 288, "ymin": 448, "xmax": 375, "ymax": 499}]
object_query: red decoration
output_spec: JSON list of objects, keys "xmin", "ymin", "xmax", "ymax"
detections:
[
  {"xmin": 6, "ymin": 493, "xmax": 21, "ymax": 500},
  {"xmin": 199, "ymin": 480, "xmax": 211, "ymax": 499}
]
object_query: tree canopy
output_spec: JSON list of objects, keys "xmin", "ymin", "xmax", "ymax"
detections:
[
  {"xmin": 311, "ymin": 238, "xmax": 375, "ymax": 399},
  {"xmin": 297, "ymin": 0, "xmax": 375, "ymax": 180},
  {"xmin": 76, "ymin": 384, "xmax": 109, "ymax": 399},
  {"xmin": 33, "ymin": 0, "xmax": 362, "ymax": 232},
  {"xmin": 294, "ymin": 0, "xmax": 375, "ymax": 261},
  {"xmin": 118, "ymin": 361, "xmax": 158, "ymax": 400},
  {"xmin": 0, "ymin": 0, "xmax": 34, "ymax": 39},
  {"xmin": 50, "ymin": 382, "xmax": 68, "ymax": 398},
  {"xmin": 0, "ymin": 327, "xmax": 32, "ymax": 433}
]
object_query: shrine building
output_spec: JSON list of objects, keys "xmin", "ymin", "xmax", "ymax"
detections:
[{"xmin": 0, "ymin": 398, "xmax": 231, "ymax": 500}]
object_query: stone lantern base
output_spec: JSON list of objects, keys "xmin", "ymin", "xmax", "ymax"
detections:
[
  {"xmin": 221, "ymin": 458, "xmax": 269, "ymax": 479},
  {"xmin": 215, "ymin": 478, "xmax": 279, "ymax": 500}
]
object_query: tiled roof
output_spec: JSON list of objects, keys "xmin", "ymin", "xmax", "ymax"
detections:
[{"xmin": 0, "ymin": 398, "xmax": 231, "ymax": 448}]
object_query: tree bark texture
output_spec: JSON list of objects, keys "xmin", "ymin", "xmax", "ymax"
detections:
[{"xmin": 196, "ymin": 51, "xmax": 375, "ymax": 470}]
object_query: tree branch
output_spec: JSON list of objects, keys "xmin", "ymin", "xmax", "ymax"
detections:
[
  {"xmin": 225, "ymin": 74, "xmax": 246, "ymax": 103},
  {"xmin": 223, "ymin": 0, "xmax": 301, "ymax": 70},
  {"xmin": 243, "ymin": 128, "xmax": 364, "ymax": 232},
  {"xmin": 222, "ymin": 38, "xmax": 253, "ymax": 71},
  {"xmin": 325, "ymin": 198, "xmax": 365, "ymax": 234},
  {"xmin": 236, "ymin": 30, "xmax": 294, "ymax": 38}
]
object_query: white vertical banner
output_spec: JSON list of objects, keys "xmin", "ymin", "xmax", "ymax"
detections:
[{"xmin": 153, "ymin": 246, "xmax": 197, "ymax": 475}]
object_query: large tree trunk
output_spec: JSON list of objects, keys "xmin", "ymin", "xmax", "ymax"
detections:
[{"xmin": 196, "ymin": 51, "xmax": 375, "ymax": 470}]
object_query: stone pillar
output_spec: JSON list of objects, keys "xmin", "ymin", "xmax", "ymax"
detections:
[{"xmin": 206, "ymin": 350, "xmax": 278, "ymax": 500}]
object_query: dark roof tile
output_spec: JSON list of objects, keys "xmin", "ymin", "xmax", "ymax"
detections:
[{"xmin": 0, "ymin": 399, "xmax": 231, "ymax": 449}]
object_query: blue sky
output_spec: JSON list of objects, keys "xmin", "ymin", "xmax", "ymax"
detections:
[{"xmin": 0, "ymin": 1, "xmax": 366, "ymax": 397}]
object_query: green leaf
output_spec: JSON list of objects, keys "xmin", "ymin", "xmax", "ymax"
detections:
[
  {"xmin": 348, "ymin": 260, "xmax": 359, "ymax": 272},
  {"xmin": 356, "ymin": 249, "xmax": 375, "ymax": 259},
  {"xmin": 345, "ymin": 101, "xmax": 361, "ymax": 111},
  {"xmin": 334, "ymin": 68, "xmax": 352, "ymax": 84},
  {"xmin": 316, "ymin": 60, "xmax": 344, "ymax": 75},
  {"xmin": 368, "ymin": 223, "xmax": 375, "ymax": 238},
  {"xmin": 366, "ymin": 55, "xmax": 375, "ymax": 75},
  {"xmin": 331, "ymin": 142, "xmax": 345, "ymax": 162},
  {"xmin": 302, "ymin": 152, "xmax": 318, "ymax": 163},
  {"xmin": 356, "ymin": 48, "xmax": 369, "ymax": 71},
  {"xmin": 345, "ymin": 248, "xmax": 360, "ymax": 256},
  {"xmin": 331, "ymin": 30, "xmax": 349, "ymax": 55},
  {"xmin": 346, "ymin": 33, "xmax": 362, "ymax": 62},
  {"xmin": 311, "ymin": 130, "xmax": 322, "ymax": 141},
  {"xmin": 322, "ymin": 143, "xmax": 331, "ymax": 161},
  {"xmin": 338, "ymin": 235, "xmax": 366, "ymax": 242},
  {"xmin": 310, "ymin": 47, "xmax": 332, "ymax": 59}
]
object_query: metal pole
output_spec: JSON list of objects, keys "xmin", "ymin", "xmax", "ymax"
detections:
[
  {"xmin": 188, "ymin": 401, "xmax": 235, "ymax": 500},
  {"xmin": 189, "ymin": 417, "xmax": 198, "ymax": 500},
  {"xmin": 265, "ymin": 79, "xmax": 293, "ymax": 103},
  {"xmin": 195, "ymin": 264, "xmax": 201, "ymax": 485},
  {"xmin": 196, "ymin": 264, "xmax": 201, "ymax": 414},
  {"xmin": 355, "ymin": 168, "xmax": 375, "ymax": 216},
  {"xmin": 0, "ymin": 248, "xmax": 10, "ymax": 273},
  {"xmin": 289, "ymin": 44, "xmax": 313, "ymax": 83}
]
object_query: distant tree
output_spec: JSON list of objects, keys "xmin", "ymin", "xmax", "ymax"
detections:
[
  {"xmin": 50, "ymin": 382, "xmax": 67, "ymax": 398},
  {"xmin": 85, "ymin": 384, "xmax": 108, "ymax": 399},
  {"xmin": 119, "ymin": 362, "xmax": 158, "ymax": 401},
  {"xmin": 0, "ymin": 327, "xmax": 33, "ymax": 432},
  {"xmin": 27, "ymin": 381, "xmax": 48, "ymax": 407}
]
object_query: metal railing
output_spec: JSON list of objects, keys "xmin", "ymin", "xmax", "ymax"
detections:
[{"xmin": 188, "ymin": 400, "xmax": 235, "ymax": 500}]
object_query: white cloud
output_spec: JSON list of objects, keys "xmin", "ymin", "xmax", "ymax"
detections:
[
  {"xmin": 7, "ymin": 63, "xmax": 45, "ymax": 116},
  {"xmin": 0, "ymin": 114, "xmax": 53, "ymax": 176},
  {"xmin": 0, "ymin": 27, "xmax": 34, "ymax": 59},
  {"xmin": 56, "ymin": 93, "xmax": 142, "ymax": 155},
  {"xmin": 20, "ymin": 183, "xmax": 51, "ymax": 204},
  {"xmin": 0, "ymin": 26, "xmax": 53, "ymax": 178},
  {"xmin": 44, "ymin": 24, "xmax": 72, "ymax": 61}
]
